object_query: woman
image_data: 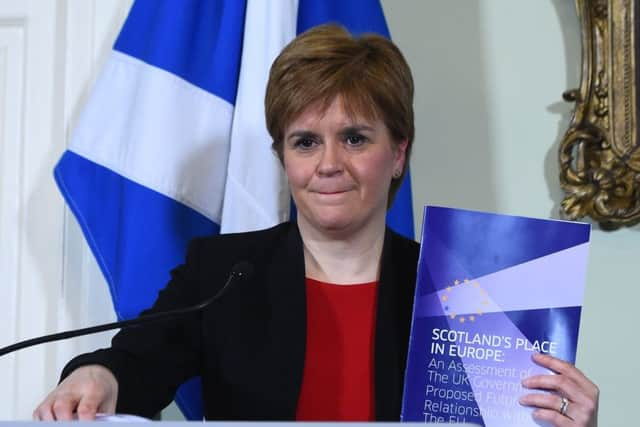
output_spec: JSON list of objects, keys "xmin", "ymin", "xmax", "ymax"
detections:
[{"xmin": 34, "ymin": 24, "xmax": 598, "ymax": 426}]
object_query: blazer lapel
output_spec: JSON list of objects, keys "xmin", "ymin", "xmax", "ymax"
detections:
[
  {"xmin": 264, "ymin": 223, "xmax": 307, "ymax": 419},
  {"xmin": 375, "ymin": 228, "xmax": 401, "ymax": 420},
  {"xmin": 374, "ymin": 228, "xmax": 417, "ymax": 420}
]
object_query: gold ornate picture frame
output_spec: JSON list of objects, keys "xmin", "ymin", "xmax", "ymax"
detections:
[{"xmin": 560, "ymin": 0, "xmax": 639, "ymax": 229}]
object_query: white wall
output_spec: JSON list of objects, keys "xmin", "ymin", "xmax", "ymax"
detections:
[{"xmin": 383, "ymin": 1, "xmax": 638, "ymax": 427}]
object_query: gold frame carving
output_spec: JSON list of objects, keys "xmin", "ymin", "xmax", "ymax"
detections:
[{"xmin": 560, "ymin": 0, "xmax": 640, "ymax": 228}]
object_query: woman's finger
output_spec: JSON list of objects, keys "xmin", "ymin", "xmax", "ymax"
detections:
[
  {"xmin": 522, "ymin": 371, "xmax": 583, "ymax": 406},
  {"xmin": 51, "ymin": 394, "xmax": 78, "ymax": 420},
  {"xmin": 532, "ymin": 353, "xmax": 598, "ymax": 398},
  {"xmin": 520, "ymin": 393, "xmax": 566, "ymax": 415},
  {"xmin": 76, "ymin": 393, "xmax": 102, "ymax": 421},
  {"xmin": 530, "ymin": 407, "xmax": 574, "ymax": 427},
  {"xmin": 32, "ymin": 399, "xmax": 55, "ymax": 421}
]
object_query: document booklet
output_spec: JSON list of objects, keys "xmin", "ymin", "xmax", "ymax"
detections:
[{"xmin": 401, "ymin": 206, "xmax": 590, "ymax": 426}]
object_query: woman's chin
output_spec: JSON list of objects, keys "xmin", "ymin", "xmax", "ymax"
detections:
[
  {"xmin": 314, "ymin": 217, "xmax": 353, "ymax": 232},
  {"xmin": 302, "ymin": 213, "xmax": 368, "ymax": 237},
  {"xmin": 297, "ymin": 204, "xmax": 385, "ymax": 237}
]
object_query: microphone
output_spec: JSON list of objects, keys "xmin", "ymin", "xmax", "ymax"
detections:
[{"xmin": 0, "ymin": 261, "xmax": 253, "ymax": 357}]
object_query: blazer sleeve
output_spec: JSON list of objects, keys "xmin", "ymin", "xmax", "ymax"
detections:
[{"xmin": 60, "ymin": 237, "xmax": 215, "ymax": 418}]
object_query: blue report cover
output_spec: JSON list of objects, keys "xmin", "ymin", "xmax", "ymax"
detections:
[{"xmin": 401, "ymin": 206, "xmax": 590, "ymax": 426}]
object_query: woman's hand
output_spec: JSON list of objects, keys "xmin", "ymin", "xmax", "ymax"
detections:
[
  {"xmin": 519, "ymin": 353, "xmax": 598, "ymax": 427},
  {"xmin": 33, "ymin": 364, "xmax": 118, "ymax": 421}
]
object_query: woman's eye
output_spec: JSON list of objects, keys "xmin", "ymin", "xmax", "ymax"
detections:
[
  {"xmin": 293, "ymin": 138, "xmax": 316, "ymax": 150},
  {"xmin": 345, "ymin": 134, "xmax": 367, "ymax": 146}
]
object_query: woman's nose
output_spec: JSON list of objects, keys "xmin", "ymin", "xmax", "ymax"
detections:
[{"xmin": 317, "ymin": 141, "xmax": 344, "ymax": 176}]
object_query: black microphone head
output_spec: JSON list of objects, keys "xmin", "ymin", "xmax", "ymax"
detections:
[{"xmin": 231, "ymin": 261, "xmax": 253, "ymax": 281}]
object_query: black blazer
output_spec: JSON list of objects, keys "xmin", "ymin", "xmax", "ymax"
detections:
[{"xmin": 63, "ymin": 222, "xmax": 420, "ymax": 420}]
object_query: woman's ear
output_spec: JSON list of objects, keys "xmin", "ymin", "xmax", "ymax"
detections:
[{"xmin": 393, "ymin": 139, "xmax": 409, "ymax": 173}]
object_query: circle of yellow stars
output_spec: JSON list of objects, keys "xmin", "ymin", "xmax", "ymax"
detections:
[{"xmin": 441, "ymin": 278, "xmax": 489, "ymax": 323}]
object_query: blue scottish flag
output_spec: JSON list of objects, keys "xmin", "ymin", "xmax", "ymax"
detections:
[{"xmin": 54, "ymin": 0, "xmax": 413, "ymax": 419}]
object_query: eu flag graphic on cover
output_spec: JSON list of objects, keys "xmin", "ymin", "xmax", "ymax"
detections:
[{"xmin": 401, "ymin": 206, "xmax": 590, "ymax": 426}]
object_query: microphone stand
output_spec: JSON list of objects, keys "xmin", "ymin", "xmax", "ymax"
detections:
[{"xmin": 0, "ymin": 261, "xmax": 252, "ymax": 357}]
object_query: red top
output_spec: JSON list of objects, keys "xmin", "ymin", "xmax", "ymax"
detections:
[{"xmin": 295, "ymin": 277, "xmax": 379, "ymax": 421}]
